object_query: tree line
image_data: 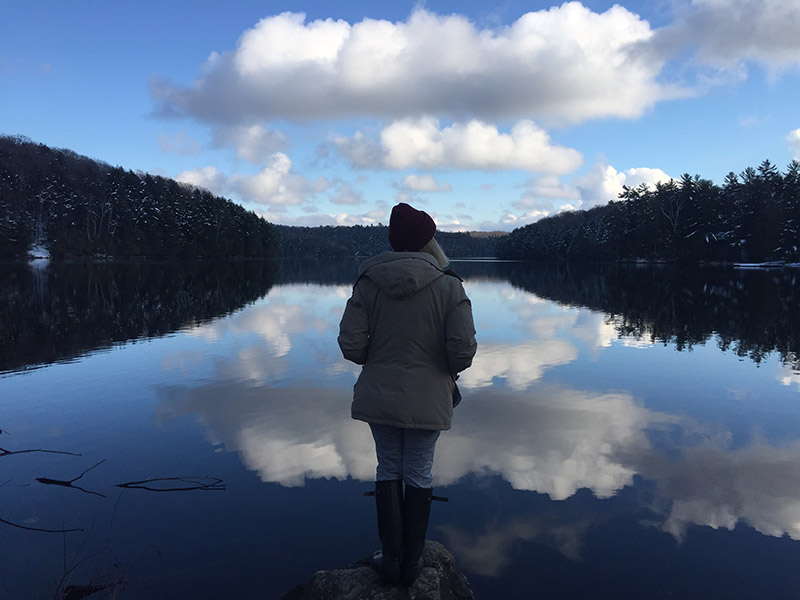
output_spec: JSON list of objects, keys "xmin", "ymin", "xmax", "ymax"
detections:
[
  {"xmin": 275, "ymin": 224, "xmax": 499, "ymax": 259},
  {"xmin": 0, "ymin": 135, "xmax": 278, "ymax": 259},
  {"xmin": 496, "ymin": 160, "xmax": 800, "ymax": 263}
]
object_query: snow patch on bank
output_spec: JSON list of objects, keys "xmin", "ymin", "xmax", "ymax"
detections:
[{"xmin": 27, "ymin": 244, "xmax": 51, "ymax": 260}]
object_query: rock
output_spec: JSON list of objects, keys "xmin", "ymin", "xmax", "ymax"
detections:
[{"xmin": 280, "ymin": 540, "xmax": 474, "ymax": 600}]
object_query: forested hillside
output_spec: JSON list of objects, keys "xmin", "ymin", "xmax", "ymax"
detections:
[
  {"xmin": 0, "ymin": 135, "xmax": 277, "ymax": 259},
  {"xmin": 497, "ymin": 160, "xmax": 800, "ymax": 263},
  {"xmin": 274, "ymin": 224, "xmax": 500, "ymax": 258},
  {"xmin": 7, "ymin": 135, "xmax": 796, "ymax": 264}
]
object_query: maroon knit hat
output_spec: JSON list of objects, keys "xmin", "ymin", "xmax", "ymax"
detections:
[{"xmin": 388, "ymin": 202, "xmax": 436, "ymax": 251}]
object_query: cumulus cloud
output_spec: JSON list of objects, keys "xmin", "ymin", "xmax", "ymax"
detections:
[
  {"xmin": 232, "ymin": 153, "xmax": 327, "ymax": 206},
  {"xmin": 177, "ymin": 153, "xmax": 328, "ymax": 208},
  {"xmin": 176, "ymin": 165, "xmax": 228, "ymax": 195},
  {"xmin": 151, "ymin": 6, "xmax": 668, "ymax": 125},
  {"xmin": 575, "ymin": 163, "xmax": 672, "ymax": 209},
  {"xmin": 211, "ymin": 124, "xmax": 288, "ymax": 162},
  {"xmin": 789, "ymin": 128, "xmax": 800, "ymax": 160},
  {"xmin": 401, "ymin": 174, "xmax": 452, "ymax": 193},
  {"xmin": 336, "ymin": 117, "xmax": 583, "ymax": 172}
]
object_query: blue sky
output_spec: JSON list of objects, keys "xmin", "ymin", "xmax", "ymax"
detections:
[{"xmin": 2, "ymin": 0, "xmax": 799, "ymax": 231}]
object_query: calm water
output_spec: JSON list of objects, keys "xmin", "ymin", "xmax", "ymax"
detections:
[{"xmin": 2, "ymin": 260, "xmax": 800, "ymax": 599}]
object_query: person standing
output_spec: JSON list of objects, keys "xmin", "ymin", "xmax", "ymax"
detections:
[{"xmin": 338, "ymin": 202, "xmax": 477, "ymax": 586}]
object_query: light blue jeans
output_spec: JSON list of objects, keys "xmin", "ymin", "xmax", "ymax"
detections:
[{"xmin": 370, "ymin": 424, "xmax": 441, "ymax": 488}]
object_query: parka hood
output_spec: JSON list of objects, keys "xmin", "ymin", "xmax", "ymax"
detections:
[{"xmin": 358, "ymin": 251, "xmax": 444, "ymax": 299}]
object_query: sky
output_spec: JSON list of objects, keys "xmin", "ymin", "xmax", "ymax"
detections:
[{"xmin": 2, "ymin": 0, "xmax": 799, "ymax": 232}]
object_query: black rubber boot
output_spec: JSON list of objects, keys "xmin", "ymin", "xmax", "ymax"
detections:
[
  {"xmin": 373, "ymin": 479, "xmax": 404, "ymax": 584},
  {"xmin": 401, "ymin": 484, "xmax": 433, "ymax": 587}
]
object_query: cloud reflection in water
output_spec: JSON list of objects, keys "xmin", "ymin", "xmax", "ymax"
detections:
[{"xmin": 157, "ymin": 280, "xmax": 800, "ymax": 570}]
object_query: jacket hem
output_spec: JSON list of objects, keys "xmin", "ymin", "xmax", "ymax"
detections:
[{"xmin": 352, "ymin": 414, "xmax": 450, "ymax": 431}]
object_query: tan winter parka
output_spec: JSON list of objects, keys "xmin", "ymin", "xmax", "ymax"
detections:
[{"xmin": 338, "ymin": 251, "xmax": 477, "ymax": 430}]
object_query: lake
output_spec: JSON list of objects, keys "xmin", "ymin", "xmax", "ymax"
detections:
[{"xmin": 2, "ymin": 259, "xmax": 800, "ymax": 599}]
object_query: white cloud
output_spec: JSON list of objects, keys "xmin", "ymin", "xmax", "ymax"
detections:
[
  {"xmin": 176, "ymin": 165, "xmax": 227, "ymax": 195},
  {"xmin": 394, "ymin": 117, "xmax": 583, "ymax": 173},
  {"xmin": 502, "ymin": 164, "xmax": 671, "ymax": 225},
  {"xmin": 341, "ymin": 117, "xmax": 583, "ymax": 173},
  {"xmin": 232, "ymin": 153, "xmax": 318, "ymax": 206},
  {"xmin": 788, "ymin": 128, "xmax": 800, "ymax": 160},
  {"xmin": 152, "ymin": 6, "xmax": 668, "ymax": 125},
  {"xmin": 401, "ymin": 174, "xmax": 452, "ymax": 193},
  {"xmin": 178, "ymin": 153, "xmax": 328, "ymax": 208},
  {"xmin": 575, "ymin": 163, "xmax": 672, "ymax": 209},
  {"xmin": 212, "ymin": 124, "xmax": 288, "ymax": 162}
]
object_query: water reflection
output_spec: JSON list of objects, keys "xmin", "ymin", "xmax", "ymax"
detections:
[
  {"xmin": 153, "ymin": 278, "xmax": 800, "ymax": 550},
  {"xmin": 0, "ymin": 260, "xmax": 279, "ymax": 373},
  {"xmin": 4, "ymin": 260, "xmax": 800, "ymax": 598},
  {"xmin": 157, "ymin": 383, "xmax": 374, "ymax": 487},
  {"xmin": 498, "ymin": 261, "xmax": 800, "ymax": 368}
]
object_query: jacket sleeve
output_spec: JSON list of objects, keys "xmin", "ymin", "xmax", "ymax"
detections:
[
  {"xmin": 338, "ymin": 284, "xmax": 370, "ymax": 365},
  {"xmin": 446, "ymin": 288, "xmax": 477, "ymax": 374}
]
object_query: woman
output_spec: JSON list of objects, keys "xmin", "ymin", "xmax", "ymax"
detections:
[{"xmin": 338, "ymin": 202, "xmax": 477, "ymax": 586}]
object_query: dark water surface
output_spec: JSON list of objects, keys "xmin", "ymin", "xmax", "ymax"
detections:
[{"xmin": 2, "ymin": 260, "xmax": 800, "ymax": 599}]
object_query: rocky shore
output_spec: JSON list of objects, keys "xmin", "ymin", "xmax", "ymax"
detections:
[{"xmin": 280, "ymin": 541, "xmax": 474, "ymax": 600}]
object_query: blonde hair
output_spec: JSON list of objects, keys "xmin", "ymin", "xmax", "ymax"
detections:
[{"xmin": 418, "ymin": 237, "xmax": 449, "ymax": 268}]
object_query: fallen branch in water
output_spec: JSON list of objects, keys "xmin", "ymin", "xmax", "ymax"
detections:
[
  {"xmin": 36, "ymin": 459, "xmax": 106, "ymax": 498},
  {"xmin": 1, "ymin": 446, "xmax": 82, "ymax": 458},
  {"xmin": 115, "ymin": 476, "xmax": 225, "ymax": 492},
  {"xmin": 0, "ymin": 515, "xmax": 83, "ymax": 533}
]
